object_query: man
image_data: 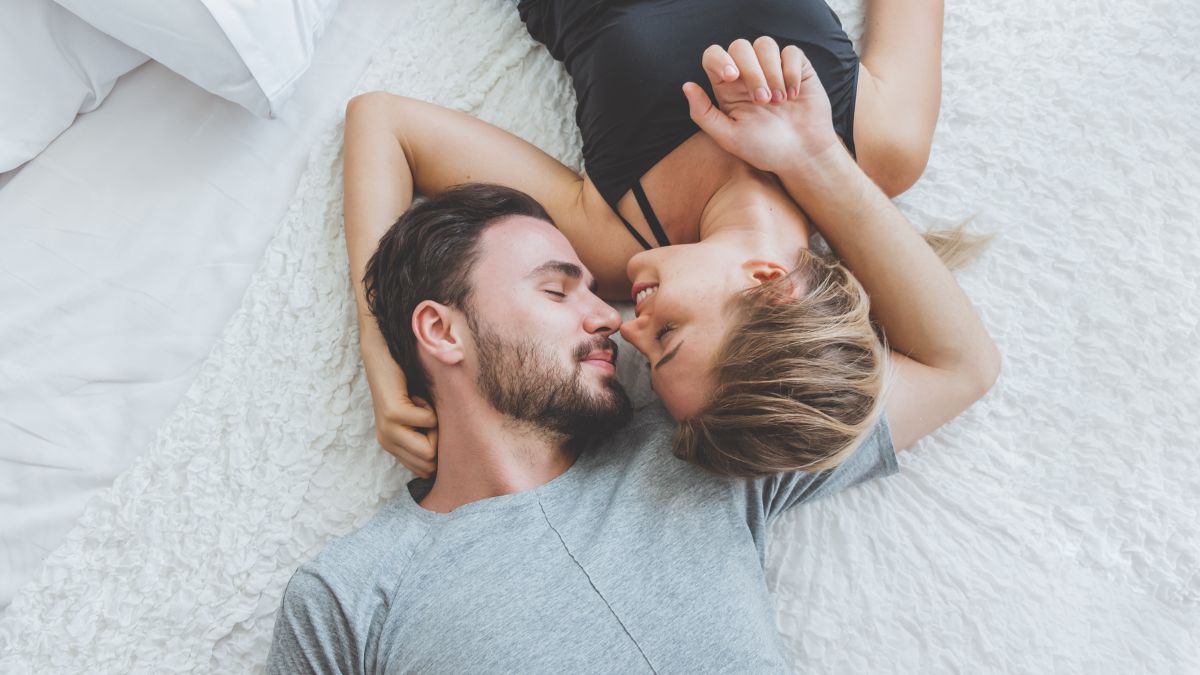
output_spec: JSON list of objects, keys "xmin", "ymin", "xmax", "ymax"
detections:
[{"xmin": 265, "ymin": 183, "xmax": 896, "ymax": 673}]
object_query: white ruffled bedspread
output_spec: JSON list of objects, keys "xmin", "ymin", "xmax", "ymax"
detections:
[{"xmin": 3, "ymin": 0, "xmax": 1198, "ymax": 671}]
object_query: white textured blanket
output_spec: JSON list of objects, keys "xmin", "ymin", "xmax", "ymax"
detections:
[{"xmin": 3, "ymin": 0, "xmax": 1198, "ymax": 672}]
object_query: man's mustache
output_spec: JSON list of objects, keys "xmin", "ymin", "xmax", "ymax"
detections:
[{"xmin": 574, "ymin": 335, "xmax": 619, "ymax": 365}]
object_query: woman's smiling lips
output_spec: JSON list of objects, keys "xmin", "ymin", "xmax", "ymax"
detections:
[
  {"xmin": 630, "ymin": 281, "xmax": 655, "ymax": 301},
  {"xmin": 631, "ymin": 282, "xmax": 658, "ymax": 316}
]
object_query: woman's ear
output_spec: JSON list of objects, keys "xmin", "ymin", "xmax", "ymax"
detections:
[
  {"xmin": 742, "ymin": 259, "xmax": 801, "ymax": 300},
  {"xmin": 412, "ymin": 300, "xmax": 465, "ymax": 365}
]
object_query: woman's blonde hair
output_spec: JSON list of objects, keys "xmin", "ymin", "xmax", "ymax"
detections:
[{"xmin": 672, "ymin": 223, "xmax": 990, "ymax": 479}]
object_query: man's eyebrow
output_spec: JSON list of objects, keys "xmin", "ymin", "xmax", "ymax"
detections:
[
  {"xmin": 654, "ymin": 341, "xmax": 684, "ymax": 370},
  {"xmin": 527, "ymin": 260, "xmax": 597, "ymax": 293}
]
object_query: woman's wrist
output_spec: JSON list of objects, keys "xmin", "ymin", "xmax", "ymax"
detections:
[
  {"xmin": 780, "ymin": 141, "xmax": 856, "ymax": 181},
  {"xmin": 776, "ymin": 142, "xmax": 866, "ymax": 207}
]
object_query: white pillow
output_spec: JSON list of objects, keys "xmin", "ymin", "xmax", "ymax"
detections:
[
  {"xmin": 0, "ymin": 0, "xmax": 148, "ymax": 173},
  {"xmin": 51, "ymin": 0, "xmax": 342, "ymax": 119}
]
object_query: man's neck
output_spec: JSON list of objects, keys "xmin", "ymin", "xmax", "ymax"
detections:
[{"xmin": 417, "ymin": 396, "xmax": 574, "ymax": 514}]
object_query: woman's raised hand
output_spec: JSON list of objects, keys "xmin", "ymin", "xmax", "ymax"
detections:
[{"xmin": 683, "ymin": 37, "xmax": 841, "ymax": 174}]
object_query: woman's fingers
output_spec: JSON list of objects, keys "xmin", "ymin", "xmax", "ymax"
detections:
[
  {"xmin": 752, "ymin": 36, "xmax": 786, "ymax": 103},
  {"xmin": 701, "ymin": 44, "xmax": 739, "ymax": 86},
  {"xmin": 375, "ymin": 395, "xmax": 439, "ymax": 477},
  {"xmin": 701, "ymin": 38, "xmax": 800, "ymax": 104},
  {"xmin": 780, "ymin": 45, "xmax": 811, "ymax": 99},
  {"xmin": 727, "ymin": 39, "xmax": 771, "ymax": 103},
  {"xmin": 380, "ymin": 424, "xmax": 438, "ymax": 476},
  {"xmin": 388, "ymin": 396, "xmax": 437, "ymax": 430},
  {"xmin": 407, "ymin": 395, "xmax": 438, "ymax": 426}
]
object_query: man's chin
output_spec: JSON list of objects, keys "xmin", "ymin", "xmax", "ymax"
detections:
[
  {"xmin": 587, "ymin": 372, "xmax": 627, "ymax": 401},
  {"xmin": 595, "ymin": 379, "xmax": 633, "ymax": 423},
  {"xmin": 565, "ymin": 389, "xmax": 633, "ymax": 455}
]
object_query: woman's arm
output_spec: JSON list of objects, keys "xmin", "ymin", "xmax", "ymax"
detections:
[
  {"xmin": 775, "ymin": 148, "xmax": 1000, "ymax": 449},
  {"xmin": 343, "ymin": 92, "xmax": 609, "ymax": 472},
  {"xmin": 683, "ymin": 41, "xmax": 1000, "ymax": 449},
  {"xmin": 343, "ymin": 93, "xmax": 435, "ymax": 476},
  {"xmin": 346, "ymin": 92, "xmax": 631, "ymax": 287}
]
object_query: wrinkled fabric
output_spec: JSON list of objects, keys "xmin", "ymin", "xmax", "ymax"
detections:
[{"xmin": 264, "ymin": 403, "xmax": 894, "ymax": 674}]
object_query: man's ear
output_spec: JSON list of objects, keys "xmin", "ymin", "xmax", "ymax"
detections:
[
  {"xmin": 412, "ymin": 300, "xmax": 466, "ymax": 366},
  {"xmin": 741, "ymin": 259, "xmax": 801, "ymax": 300}
]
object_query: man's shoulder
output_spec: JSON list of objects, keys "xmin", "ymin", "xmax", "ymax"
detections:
[
  {"xmin": 269, "ymin": 496, "xmax": 429, "ymax": 673},
  {"xmin": 288, "ymin": 496, "xmax": 428, "ymax": 603}
]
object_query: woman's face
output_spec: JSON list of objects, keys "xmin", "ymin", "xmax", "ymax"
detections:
[{"xmin": 619, "ymin": 241, "xmax": 763, "ymax": 419}]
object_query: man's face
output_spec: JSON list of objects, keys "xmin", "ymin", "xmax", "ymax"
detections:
[{"xmin": 463, "ymin": 216, "xmax": 631, "ymax": 444}]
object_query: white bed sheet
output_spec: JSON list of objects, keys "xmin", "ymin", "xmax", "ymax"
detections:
[{"xmin": 0, "ymin": 0, "xmax": 406, "ymax": 611}]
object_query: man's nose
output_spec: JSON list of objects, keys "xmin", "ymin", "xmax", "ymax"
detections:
[{"xmin": 584, "ymin": 298, "xmax": 622, "ymax": 336}]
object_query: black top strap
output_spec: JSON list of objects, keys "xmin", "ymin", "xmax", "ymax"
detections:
[
  {"xmin": 632, "ymin": 181, "xmax": 672, "ymax": 247},
  {"xmin": 615, "ymin": 210, "xmax": 654, "ymax": 251}
]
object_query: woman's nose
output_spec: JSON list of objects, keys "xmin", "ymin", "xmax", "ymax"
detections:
[{"xmin": 618, "ymin": 314, "xmax": 646, "ymax": 348}]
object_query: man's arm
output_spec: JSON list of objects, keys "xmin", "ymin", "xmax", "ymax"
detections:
[{"xmin": 265, "ymin": 567, "xmax": 360, "ymax": 675}]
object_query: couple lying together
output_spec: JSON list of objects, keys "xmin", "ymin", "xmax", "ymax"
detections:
[{"xmin": 268, "ymin": 0, "xmax": 1000, "ymax": 672}]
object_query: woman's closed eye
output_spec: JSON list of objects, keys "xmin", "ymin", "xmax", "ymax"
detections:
[{"xmin": 655, "ymin": 323, "xmax": 676, "ymax": 343}]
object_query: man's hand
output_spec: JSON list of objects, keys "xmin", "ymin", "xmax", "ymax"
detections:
[
  {"xmin": 682, "ymin": 37, "xmax": 841, "ymax": 175},
  {"xmin": 373, "ymin": 391, "xmax": 438, "ymax": 478}
]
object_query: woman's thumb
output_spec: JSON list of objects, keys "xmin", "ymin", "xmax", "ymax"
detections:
[{"xmin": 682, "ymin": 82, "xmax": 730, "ymax": 138}]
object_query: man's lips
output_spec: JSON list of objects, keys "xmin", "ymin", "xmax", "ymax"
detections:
[{"xmin": 581, "ymin": 350, "xmax": 615, "ymax": 373}]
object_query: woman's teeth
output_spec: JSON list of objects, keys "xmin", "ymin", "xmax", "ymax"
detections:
[{"xmin": 636, "ymin": 285, "xmax": 658, "ymax": 304}]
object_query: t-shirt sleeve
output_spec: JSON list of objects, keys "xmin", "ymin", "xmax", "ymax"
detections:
[
  {"xmin": 747, "ymin": 412, "xmax": 898, "ymax": 525},
  {"xmin": 265, "ymin": 564, "xmax": 361, "ymax": 675}
]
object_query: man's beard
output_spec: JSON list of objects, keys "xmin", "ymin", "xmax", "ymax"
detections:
[{"xmin": 469, "ymin": 313, "xmax": 632, "ymax": 451}]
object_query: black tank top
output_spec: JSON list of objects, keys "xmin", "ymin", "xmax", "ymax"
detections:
[{"xmin": 517, "ymin": 0, "xmax": 860, "ymax": 249}]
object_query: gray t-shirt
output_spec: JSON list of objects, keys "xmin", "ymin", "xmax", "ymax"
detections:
[{"xmin": 266, "ymin": 403, "xmax": 896, "ymax": 674}]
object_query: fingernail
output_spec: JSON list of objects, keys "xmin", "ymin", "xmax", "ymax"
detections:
[
  {"xmin": 756, "ymin": 87, "xmax": 770, "ymax": 103},
  {"xmin": 723, "ymin": 65, "xmax": 738, "ymax": 81},
  {"xmin": 788, "ymin": 86, "xmax": 798, "ymax": 99},
  {"xmin": 772, "ymin": 89, "xmax": 785, "ymax": 103}
]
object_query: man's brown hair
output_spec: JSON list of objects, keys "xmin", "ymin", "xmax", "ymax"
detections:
[{"xmin": 362, "ymin": 183, "xmax": 551, "ymax": 402}]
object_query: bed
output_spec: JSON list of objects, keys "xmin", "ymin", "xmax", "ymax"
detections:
[
  {"xmin": 2, "ymin": 0, "xmax": 1198, "ymax": 671},
  {"xmin": 0, "ymin": 0, "xmax": 409, "ymax": 612}
]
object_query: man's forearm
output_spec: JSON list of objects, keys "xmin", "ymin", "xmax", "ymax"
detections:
[{"xmin": 777, "ymin": 146, "xmax": 996, "ymax": 376}]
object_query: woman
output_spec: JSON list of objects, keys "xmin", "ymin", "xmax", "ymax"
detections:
[{"xmin": 343, "ymin": 0, "xmax": 1000, "ymax": 478}]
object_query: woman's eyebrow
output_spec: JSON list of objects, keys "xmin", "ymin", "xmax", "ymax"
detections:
[{"xmin": 654, "ymin": 341, "xmax": 684, "ymax": 370}]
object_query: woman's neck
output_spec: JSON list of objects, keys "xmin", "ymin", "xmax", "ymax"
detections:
[
  {"xmin": 698, "ymin": 164, "xmax": 812, "ymax": 265},
  {"xmin": 636, "ymin": 132, "xmax": 812, "ymax": 254}
]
